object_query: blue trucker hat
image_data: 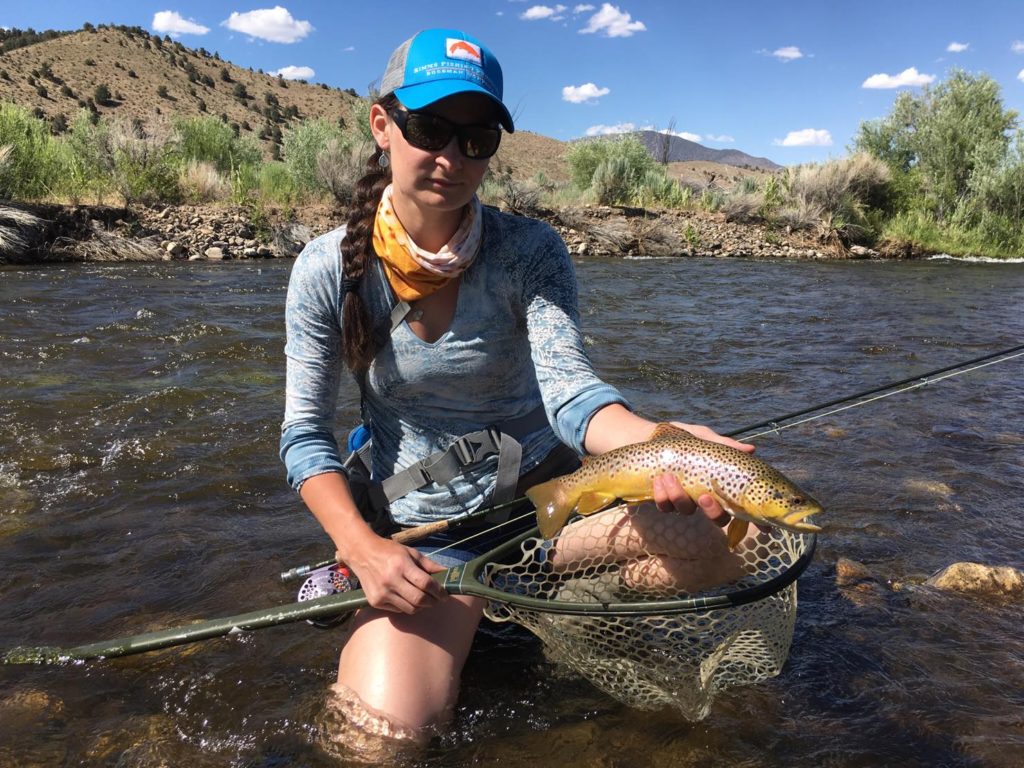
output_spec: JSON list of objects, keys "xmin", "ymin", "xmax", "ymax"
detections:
[{"xmin": 379, "ymin": 28, "xmax": 515, "ymax": 133}]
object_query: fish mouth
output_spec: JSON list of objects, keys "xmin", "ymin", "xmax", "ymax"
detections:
[{"xmin": 778, "ymin": 505, "xmax": 824, "ymax": 533}]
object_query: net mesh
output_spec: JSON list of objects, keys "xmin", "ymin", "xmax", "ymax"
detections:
[{"xmin": 481, "ymin": 503, "xmax": 812, "ymax": 720}]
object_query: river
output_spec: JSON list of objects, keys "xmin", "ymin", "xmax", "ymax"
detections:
[{"xmin": 1, "ymin": 256, "xmax": 1022, "ymax": 766}]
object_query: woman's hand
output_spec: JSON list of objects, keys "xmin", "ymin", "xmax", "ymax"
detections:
[
  {"xmin": 343, "ymin": 534, "xmax": 448, "ymax": 614},
  {"xmin": 652, "ymin": 422, "xmax": 755, "ymax": 529},
  {"xmin": 670, "ymin": 421, "xmax": 754, "ymax": 454}
]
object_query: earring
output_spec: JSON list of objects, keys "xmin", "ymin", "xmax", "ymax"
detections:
[{"xmin": 378, "ymin": 152, "xmax": 390, "ymax": 169}]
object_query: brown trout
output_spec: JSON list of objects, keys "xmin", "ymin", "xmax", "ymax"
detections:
[{"xmin": 526, "ymin": 423, "xmax": 823, "ymax": 544}]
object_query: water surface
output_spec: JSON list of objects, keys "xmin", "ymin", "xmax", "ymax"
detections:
[{"xmin": 1, "ymin": 256, "xmax": 1022, "ymax": 766}]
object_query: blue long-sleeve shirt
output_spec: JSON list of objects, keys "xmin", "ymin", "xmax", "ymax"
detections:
[{"xmin": 280, "ymin": 206, "xmax": 629, "ymax": 526}]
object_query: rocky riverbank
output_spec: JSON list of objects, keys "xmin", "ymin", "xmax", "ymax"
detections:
[{"xmin": 1, "ymin": 199, "xmax": 914, "ymax": 265}]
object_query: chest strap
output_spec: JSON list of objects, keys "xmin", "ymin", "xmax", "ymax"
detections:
[{"xmin": 380, "ymin": 405, "xmax": 546, "ymax": 507}]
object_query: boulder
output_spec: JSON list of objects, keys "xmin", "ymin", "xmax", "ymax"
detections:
[{"xmin": 925, "ymin": 562, "xmax": 1024, "ymax": 599}]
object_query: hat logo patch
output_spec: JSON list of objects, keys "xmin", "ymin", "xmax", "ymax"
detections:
[{"xmin": 446, "ymin": 39, "xmax": 482, "ymax": 65}]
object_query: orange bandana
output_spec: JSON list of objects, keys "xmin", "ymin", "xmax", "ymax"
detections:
[{"xmin": 372, "ymin": 184, "xmax": 482, "ymax": 302}]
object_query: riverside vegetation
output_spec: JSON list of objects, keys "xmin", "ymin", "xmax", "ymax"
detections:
[{"xmin": 1, "ymin": 30, "xmax": 1023, "ymax": 261}]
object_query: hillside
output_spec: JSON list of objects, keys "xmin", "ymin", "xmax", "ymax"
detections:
[
  {"xmin": 0, "ymin": 25, "xmax": 359, "ymax": 155},
  {"xmin": 0, "ymin": 24, "xmax": 778, "ymax": 188},
  {"xmin": 635, "ymin": 130, "xmax": 781, "ymax": 171}
]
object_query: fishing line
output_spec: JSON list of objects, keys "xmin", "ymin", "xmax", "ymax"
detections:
[
  {"xmin": 285, "ymin": 343, "xmax": 1024, "ymax": 573},
  {"xmin": 739, "ymin": 348, "xmax": 1024, "ymax": 441},
  {"xmin": 726, "ymin": 343, "xmax": 1024, "ymax": 439},
  {"xmin": 432, "ymin": 343, "xmax": 1024, "ymax": 552}
]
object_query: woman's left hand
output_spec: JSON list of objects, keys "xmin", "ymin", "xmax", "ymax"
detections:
[{"xmin": 650, "ymin": 422, "xmax": 755, "ymax": 527}]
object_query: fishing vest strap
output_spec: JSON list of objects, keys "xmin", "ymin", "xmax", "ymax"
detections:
[{"xmin": 379, "ymin": 405, "xmax": 545, "ymax": 508}]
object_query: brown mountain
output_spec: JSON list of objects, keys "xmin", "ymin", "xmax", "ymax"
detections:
[
  {"xmin": 0, "ymin": 24, "xmax": 771, "ymax": 188},
  {"xmin": 0, "ymin": 25, "xmax": 358, "ymax": 151}
]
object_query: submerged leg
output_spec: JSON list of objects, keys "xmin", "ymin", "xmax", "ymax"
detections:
[{"xmin": 334, "ymin": 595, "xmax": 485, "ymax": 735}]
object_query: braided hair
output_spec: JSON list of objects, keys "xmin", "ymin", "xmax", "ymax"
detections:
[{"xmin": 340, "ymin": 93, "xmax": 398, "ymax": 373}]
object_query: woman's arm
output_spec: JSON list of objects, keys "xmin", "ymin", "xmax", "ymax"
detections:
[{"xmin": 281, "ymin": 237, "xmax": 444, "ymax": 612}]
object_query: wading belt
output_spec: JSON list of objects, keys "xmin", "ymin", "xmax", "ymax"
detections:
[{"xmin": 347, "ymin": 288, "xmax": 550, "ymax": 529}]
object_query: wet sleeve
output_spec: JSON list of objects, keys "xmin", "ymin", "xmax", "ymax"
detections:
[
  {"xmin": 279, "ymin": 240, "xmax": 347, "ymax": 491},
  {"xmin": 522, "ymin": 226, "xmax": 630, "ymax": 454}
]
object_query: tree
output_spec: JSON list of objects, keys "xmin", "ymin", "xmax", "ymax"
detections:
[{"xmin": 854, "ymin": 70, "xmax": 1018, "ymax": 219}]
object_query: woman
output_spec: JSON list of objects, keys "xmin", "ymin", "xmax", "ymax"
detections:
[{"xmin": 280, "ymin": 28, "xmax": 752, "ymax": 741}]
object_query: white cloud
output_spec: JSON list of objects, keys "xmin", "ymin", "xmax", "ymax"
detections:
[
  {"xmin": 1013, "ymin": 41, "xmax": 1024, "ymax": 53},
  {"xmin": 705, "ymin": 134, "xmax": 735, "ymax": 143},
  {"xmin": 223, "ymin": 6, "xmax": 313, "ymax": 43},
  {"xmin": 272, "ymin": 65, "xmax": 314, "ymax": 80},
  {"xmin": 152, "ymin": 11, "xmax": 210, "ymax": 36},
  {"xmin": 562, "ymin": 82, "xmax": 610, "ymax": 103},
  {"xmin": 1018, "ymin": 69, "xmax": 1024, "ymax": 83},
  {"xmin": 579, "ymin": 3, "xmax": 646, "ymax": 37},
  {"xmin": 946, "ymin": 41, "xmax": 969, "ymax": 53},
  {"xmin": 585, "ymin": 122, "xmax": 635, "ymax": 136},
  {"xmin": 344, "ymin": 46, "xmax": 355, "ymax": 52},
  {"xmin": 648, "ymin": 127, "xmax": 700, "ymax": 142},
  {"xmin": 774, "ymin": 128, "xmax": 833, "ymax": 147},
  {"xmin": 522, "ymin": 4, "xmax": 566, "ymax": 20},
  {"xmin": 862, "ymin": 67, "xmax": 935, "ymax": 89},
  {"xmin": 772, "ymin": 46, "xmax": 803, "ymax": 61},
  {"xmin": 573, "ymin": 3, "xmax": 595, "ymax": 11}
]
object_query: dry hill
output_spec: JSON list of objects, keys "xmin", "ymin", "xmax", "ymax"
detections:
[
  {"xmin": 0, "ymin": 24, "xmax": 774, "ymax": 189},
  {"xmin": 0, "ymin": 25, "xmax": 359, "ymax": 155}
]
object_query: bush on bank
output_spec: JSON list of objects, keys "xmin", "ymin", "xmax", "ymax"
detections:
[{"xmin": 0, "ymin": 104, "xmax": 367, "ymax": 208}]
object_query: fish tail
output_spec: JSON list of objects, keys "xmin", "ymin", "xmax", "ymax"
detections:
[{"xmin": 525, "ymin": 478, "xmax": 577, "ymax": 539}]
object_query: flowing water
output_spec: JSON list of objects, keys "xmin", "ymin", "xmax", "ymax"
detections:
[{"xmin": 1, "ymin": 255, "xmax": 1022, "ymax": 767}]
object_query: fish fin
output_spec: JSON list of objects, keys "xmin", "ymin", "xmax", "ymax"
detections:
[
  {"xmin": 576, "ymin": 491, "xmax": 618, "ymax": 517},
  {"xmin": 525, "ymin": 478, "xmax": 577, "ymax": 539},
  {"xmin": 727, "ymin": 518, "xmax": 749, "ymax": 550},
  {"xmin": 650, "ymin": 423, "xmax": 692, "ymax": 441}
]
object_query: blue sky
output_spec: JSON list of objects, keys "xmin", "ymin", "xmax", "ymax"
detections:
[{"xmin": 4, "ymin": 1, "xmax": 1024, "ymax": 164}]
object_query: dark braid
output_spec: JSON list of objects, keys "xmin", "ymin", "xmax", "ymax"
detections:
[{"xmin": 340, "ymin": 94, "xmax": 397, "ymax": 373}]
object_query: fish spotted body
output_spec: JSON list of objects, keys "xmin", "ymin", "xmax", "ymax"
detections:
[{"xmin": 526, "ymin": 423, "xmax": 823, "ymax": 544}]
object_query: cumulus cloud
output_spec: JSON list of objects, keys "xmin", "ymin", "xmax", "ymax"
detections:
[
  {"xmin": 862, "ymin": 67, "xmax": 935, "ymax": 89},
  {"xmin": 223, "ymin": 6, "xmax": 313, "ymax": 43},
  {"xmin": 562, "ymin": 82, "xmax": 610, "ymax": 103},
  {"xmin": 585, "ymin": 122, "xmax": 635, "ymax": 136},
  {"xmin": 522, "ymin": 4, "xmax": 566, "ymax": 20},
  {"xmin": 646, "ymin": 127, "xmax": 701, "ymax": 142},
  {"xmin": 1019, "ymin": 69, "xmax": 1024, "ymax": 82},
  {"xmin": 344, "ymin": 46, "xmax": 355, "ymax": 52},
  {"xmin": 774, "ymin": 128, "xmax": 832, "ymax": 147},
  {"xmin": 272, "ymin": 65, "xmax": 314, "ymax": 80},
  {"xmin": 152, "ymin": 11, "xmax": 210, "ymax": 36},
  {"xmin": 573, "ymin": 3, "xmax": 595, "ymax": 11},
  {"xmin": 1013, "ymin": 41, "xmax": 1024, "ymax": 53},
  {"xmin": 946, "ymin": 41, "xmax": 969, "ymax": 53},
  {"xmin": 579, "ymin": 3, "xmax": 646, "ymax": 37},
  {"xmin": 705, "ymin": 134, "xmax": 735, "ymax": 143},
  {"xmin": 772, "ymin": 46, "xmax": 803, "ymax": 61}
]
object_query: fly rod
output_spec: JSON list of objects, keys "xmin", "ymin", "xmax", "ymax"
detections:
[
  {"xmin": 5, "ymin": 344, "xmax": 1019, "ymax": 664},
  {"xmin": 280, "ymin": 342, "xmax": 1024, "ymax": 580}
]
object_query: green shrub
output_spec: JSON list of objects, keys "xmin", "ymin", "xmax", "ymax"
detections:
[
  {"xmin": 0, "ymin": 102, "xmax": 66, "ymax": 199},
  {"xmin": 281, "ymin": 118, "xmax": 350, "ymax": 193},
  {"xmin": 566, "ymin": 135, "xmax": 656, "ymax": 190},
  {"xmin": 172, "ymin": 115, "xmax": 260, "ymax": 174}
]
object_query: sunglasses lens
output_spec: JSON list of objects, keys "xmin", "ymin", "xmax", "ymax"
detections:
[
  {"xmin": 394, "ymin": 110, "xmax": 502, "ymax": 159},
  {"xmin": 403, "ymin": 113, "xmax": 453, "ymax": 151},
  {"xmin": 459, "ymin": 127, "xmax": 501, "ymax": 159}
]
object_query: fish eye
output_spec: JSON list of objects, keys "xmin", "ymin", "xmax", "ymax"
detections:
[{"xmin": 792, "ymin": 497, "xmax": 804, "ymax": 505}]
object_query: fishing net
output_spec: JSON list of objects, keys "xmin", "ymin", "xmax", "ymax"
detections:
[{"xmin": 481, "ymin": 503, "xmax": 814, "ymax": 720}]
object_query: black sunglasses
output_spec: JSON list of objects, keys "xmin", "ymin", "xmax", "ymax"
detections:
[{"xmin": 389, "ymin": 109, "xmax": 502, "ymax": 159}]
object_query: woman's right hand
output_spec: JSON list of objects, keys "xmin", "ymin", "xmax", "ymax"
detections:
[{"xmin": 343, "ymin": 533, "xmax": 448, "ymax": 614}]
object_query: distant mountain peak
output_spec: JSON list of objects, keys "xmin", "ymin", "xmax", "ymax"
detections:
[{"xmin": 634, "ymin": 130, "xmax": 780, "ymax": 171}]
